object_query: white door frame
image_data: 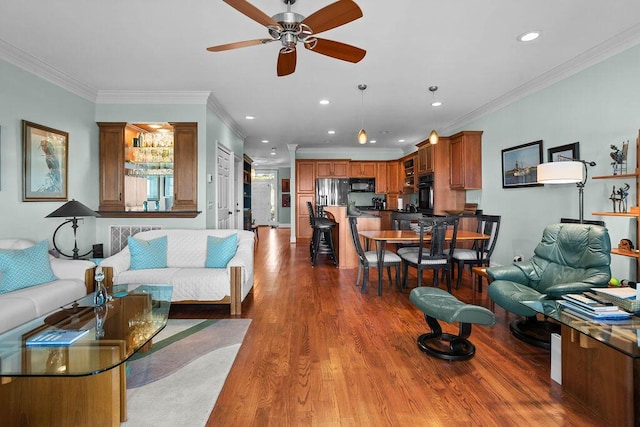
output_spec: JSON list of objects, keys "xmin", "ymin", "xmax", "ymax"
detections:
[{"xmin": 234, "ymin": 154, "xmax": 243, "ymax": 229}]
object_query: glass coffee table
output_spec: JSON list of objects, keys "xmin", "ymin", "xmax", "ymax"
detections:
[
  {"xmin": 521, "ymin": 299, "xmax": 640, "ymax": 425},
  {"xmin": 0, "ymin": 284, "xmax": 172, "ymax": 426}
]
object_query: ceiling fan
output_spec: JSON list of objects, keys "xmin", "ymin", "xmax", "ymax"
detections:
[{"xmin": 207, "ymin": 0, "xmax": 366, "ymax": 76}]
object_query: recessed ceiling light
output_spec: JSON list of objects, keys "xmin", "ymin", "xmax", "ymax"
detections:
[
  {"xmin": 261, "ymin": 139, "xmax": 269, "ymax": 143},
  {"xmin": 370, "ymin": 140, "xmax": 377, "ymax": 144},
  {"xmin": 380, "ymin": 130, "xmax": 389, "ymax": 134},
  {"xmin": 319, "ymin": 99, "xmax": 330, "ymax": 105},
  {"xmin": 245, "ymin": 115, "xmax": 255, "ymax": 120},
  {"xmin": 517, "ymin": 31, "xmax": 541, "ymax": 42},
  {"xmin": 398, "ymin": 139, "xmax": 405, "ymax": 143},
  {"xmin": 328, "ymin": 130, "xmax": 336, "ymax": 134},
  {"xmin": 431, "ymin": 101, "xmax": 442, "ymax": 107}
]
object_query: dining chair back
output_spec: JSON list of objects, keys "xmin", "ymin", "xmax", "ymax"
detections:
[
  {"xmin": 400, "ymin": 216, "xmax": 459, "ymax": 292},
  {"xmin": 348, "ymin": 217, "xmax": 401, "ymax": 293},
  {"xmin": 451, "ymin": 215, "xmax": 501, "ymax": 290}
]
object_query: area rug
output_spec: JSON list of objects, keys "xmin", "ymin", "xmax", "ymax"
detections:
[{"xmin": 124, "ymin": 318, "xmax": 251, "ymax": 427}]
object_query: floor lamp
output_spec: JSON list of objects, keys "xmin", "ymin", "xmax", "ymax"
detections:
[
  {"xmin": 45, "ymin": 199, "xmax": 100, "ymax": 259},
  {"xmin": 537, "ymin": 159, "xmax": 596, "ymax": 223}
]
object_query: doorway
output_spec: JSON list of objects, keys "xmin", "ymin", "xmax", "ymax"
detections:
[
  {"xmin": 217, "ymin": 145, "xmax": 233, "ymax": 229},
  {"xmin": 252, "ymin": 170, "xmax": 278, "ymax": 226}
]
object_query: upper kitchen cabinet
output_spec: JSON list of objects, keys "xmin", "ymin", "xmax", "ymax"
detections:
[
  {"xmin": 401, "ymin": 154, "xmax": 417, "ymax": 193},
  {"xmin": 97, "ymin": 122, "xmax": 198, "ymax": 217},
  {"xmin": 386, "ymin": 160, "xmax": 401, "ymax": 193},
  {"xmin": 449, "ymin": 131, "xmax": 483, "ymax": 190},
  {"xmin": 416, "ymin": 140, "xmax": 434, "ymax": 175},
  {"xmin": 297, "ymin": 160, "xmax": 316, "ymax": 193},
  {"xmin": 316, "ymin": 160, "xmax": 349, "ymax": 177},
  {"xmin": 350, "ymin": 161, "xmax": 376, "ymax": 178}
]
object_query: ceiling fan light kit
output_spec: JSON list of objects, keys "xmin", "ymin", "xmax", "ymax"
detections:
[{"xmin": 208, "ymin": 0, "xmax": 366, "ymax": 77}]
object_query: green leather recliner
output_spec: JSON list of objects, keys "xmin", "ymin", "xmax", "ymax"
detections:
[{"xmin": 487, "ymin": 223, "xmax": 611, "ymax": 348}]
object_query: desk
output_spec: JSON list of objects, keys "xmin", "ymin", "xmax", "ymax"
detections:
[
  {"xmin": 359, "ymin": 230, "xmax": 490, "ymax": 296},
  {"xmin": 520, "ymin": 300, "xmax": 640, "ymax": 425}
]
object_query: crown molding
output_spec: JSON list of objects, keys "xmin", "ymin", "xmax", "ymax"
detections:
[
  {"xmin": 296, "ymin": 146, "xmax": 404, "ymax": 160},
  {"xmin": 96, "ymin": 90, "xmax": 211, "ymax": 105},
  {"xmin": 0, "ymin": 38, "xmax": 97, "ymax": 102},
  {"xmin": 206, "ymin": 93, "xmax": 246, "ymax": 139},
  {"xmin": 447, "ymin": 23, "xmax": 640, "ymax": 132}
]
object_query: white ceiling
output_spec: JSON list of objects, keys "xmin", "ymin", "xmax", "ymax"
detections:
[{"xmin": 2, "ymin": 1, "xmax": 640, "ymax": 167}]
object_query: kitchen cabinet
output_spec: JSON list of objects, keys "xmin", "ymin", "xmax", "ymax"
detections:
[
  {"xmin": 417, "ymin": 140, "xmax": 434, "ymax": 175},
  {"xmin": 296, "ymin": 193, "xmax": 315, "ymax": 240},
  {"xmin": 317, "ymin": 160, "xmax": 349, "ymax": 177},
  {"xmin": 376, "ymin": 162, "xmax": 388, "ymax": 193},
  {"xmin": 98, "ymin": 122, "xmax": 198, "ymax": 215},
  {"xmin": 349, "ymin": 161, "xmax": 376, "ymax": 177},
  {"xmin": 449, "ymin": 130, "xmax": 483, "ymax": 190},
  {"xmin": 297, "ymin": 161, "xmax": 315, "ymax": 193},
  {"xmin": 386, "ymin": 160, "xmax": 401, "ymax": 193},
  {"xmin": 386, "ymin": 193, "xmax": 399, "ymax": 210},
  {"xmin": 402, "ymin": 154, "xmax": 417, "ymax": 193}
]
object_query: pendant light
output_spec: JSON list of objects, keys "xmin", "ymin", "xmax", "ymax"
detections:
[
  {"xmin": 357, "ymin": 84, "xmax": 368, "ymax": 144},
  {"xmin": 428, "ymin": 85, "xmax": 439, "ymax": 145}
]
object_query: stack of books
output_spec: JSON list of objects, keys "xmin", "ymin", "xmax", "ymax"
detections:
[{"xmin": 558, "ymin": 293, "xmax": 632, "ymax": 321}]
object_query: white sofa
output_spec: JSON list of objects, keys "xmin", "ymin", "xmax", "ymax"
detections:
[
  {"xmin": 0, "ymin": 239, "xmax": 95, "ymax": 334},
  {"xmin": 100, "ymin": 229, "xmax": 255, "ymax": 315}
]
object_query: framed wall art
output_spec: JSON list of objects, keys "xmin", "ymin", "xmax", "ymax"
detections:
[
  {"xmin": 548, "ymin": 142, "xmax": 579, "ymax": 162},
  {"xmin": 23, "ymin": 120, "xmax": 68, "ymax": 201},
  {"xmin": 282, "ymin": 178, "xmax": 290, "ymax": 193},
  {"xmin": 501, "ymin": 140, "xmax": 543, "ymax": 188}
]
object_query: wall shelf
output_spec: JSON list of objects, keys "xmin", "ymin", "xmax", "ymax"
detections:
[
  {"xmin": 610, "ymin": 248, "xmax": 640, "ymax": 258},
  {"xmin": 592, "ymin": 173, "xmax": 638, "ymax": 179},
  {"xmin": 592, "ymin": 211, "xmax": 638, "ymax": 217}
]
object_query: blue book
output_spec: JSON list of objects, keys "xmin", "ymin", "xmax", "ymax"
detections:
[
  {"xmin": 26, "ymin": 329, "xmax": 89, "ymax": 347},
  {"xmin": 558, "ymin": 300, "xmax": 632, "ymax": 320}
]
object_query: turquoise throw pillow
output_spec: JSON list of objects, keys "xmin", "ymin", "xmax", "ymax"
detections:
[
  {"xmin": 0, "ymin": 240, "xmax": 57, "ymax": 294},
  {"xmin": 128, "ymin": 236, "xmax": 168, "ymax": 270},
  {"xmin": 205, "ymin": 234, "xmax": 238, "ymax": 268}
]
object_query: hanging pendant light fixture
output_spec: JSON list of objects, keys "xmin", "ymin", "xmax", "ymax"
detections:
[
  {"xmin": 428, "ymin": 85, "xmax": 439, "ymax": 145},
  {"xmin": 357, "ymin": 84, "xmax": 368, "ymax": 144}
]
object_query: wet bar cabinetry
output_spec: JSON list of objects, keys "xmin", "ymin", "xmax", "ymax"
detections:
[{"xmin": 98, "ymin": 122, "xmax": 198, "ymax": 217}]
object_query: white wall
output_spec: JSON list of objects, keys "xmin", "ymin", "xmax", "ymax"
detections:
[
  {"xmin": 461, "ymin": 43, "xmax": 640, "ymax": 279},
  {"xmin": 0, "ymin": 59, "xmax": 98, "ymax": 254}
]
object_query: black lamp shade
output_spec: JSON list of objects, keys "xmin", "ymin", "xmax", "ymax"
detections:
[{"xmin": 46, "ymin": 199, "xmax": 100, "ymax": 218}]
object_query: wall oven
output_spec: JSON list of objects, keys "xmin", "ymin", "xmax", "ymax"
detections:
[{"xmin": 418, "ymin": 173, "xmax": 434, "ymax": 214}]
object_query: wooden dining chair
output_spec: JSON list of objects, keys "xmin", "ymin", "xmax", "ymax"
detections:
[
  {"xmin": 400, "ymin": 216, "xmax": 459, "ymax": 292},
  {"xmin": 348, "ymin": 217, "xmax": 402, "ymax": 293},
  {"xmin": 450, "ymin": 215, "xmax": 501, "ymax": 290}
]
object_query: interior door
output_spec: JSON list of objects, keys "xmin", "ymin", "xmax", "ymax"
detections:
[
  {"xmin": 252, "ymin": 182, "xmax": 272, "ymax": 225},
  {"xmin": 217, "ymin": 147, "xmax": 232, "ymax": 229}
]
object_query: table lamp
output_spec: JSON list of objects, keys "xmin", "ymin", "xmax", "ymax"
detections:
[
  {"xmin": 537, "ymin": 158, "xmax": 596, "ymax": 223},
  {"xmin": 45, "ymin": 199, "xmax": 100, "ymax": 259}
]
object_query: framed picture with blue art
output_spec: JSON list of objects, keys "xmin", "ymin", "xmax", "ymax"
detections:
[
  {"xmin": 501, "ymin": 140, "xmax": 543, "ymax": 188},
  {"xmin": 22, "ymin": 120, "xmax": 68, "ymax": 201}
]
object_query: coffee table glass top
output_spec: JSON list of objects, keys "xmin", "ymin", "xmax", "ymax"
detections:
[
  {"xmin": 0, "ymin": 284, "xmax": 172, "ymax": 377},
  {"xmin": 520, "ymin": 299, "xmax": 640, "ymax": 358}
]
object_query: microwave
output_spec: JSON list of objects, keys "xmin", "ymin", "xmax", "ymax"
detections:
[{"xmin": 349, "ymin": 178, "xmax": 376, "ymax": 192}]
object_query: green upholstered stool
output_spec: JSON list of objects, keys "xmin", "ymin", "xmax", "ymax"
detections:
[{"xmin": 409, "ymin": 287, "xmax": 496, "ymax": 361}]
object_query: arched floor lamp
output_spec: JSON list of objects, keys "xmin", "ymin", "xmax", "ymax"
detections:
[
  {"xmin": 537, "ymin": 158, "xmax": 596, "ymax": 223},
  {"xmin": 46, "ymin": 199, "xmax": 100, "ymax": 259}
]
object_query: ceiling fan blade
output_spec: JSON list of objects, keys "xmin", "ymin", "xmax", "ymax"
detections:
[
  {"xmin": 301, "ymin": 0, "xmax": 363, "ymax": 35},
  {"xmin": 305, "ymin": 38, "xmax": 366, "ymax": 63},
  {"xmin": 277, "ymin": 49, "xmax": 297, "ymax": 77},
  {"xmin": 207, "ymin": 38, "xmax": 273, "ymax": 52},
  {"xmin": 223, "ymin": 0, "xmax": 281, "ymax": 29}
]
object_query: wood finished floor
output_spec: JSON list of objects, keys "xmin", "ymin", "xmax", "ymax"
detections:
[{"xmin": 170, "ymin": 227, "xmax": 606, "ymax": 426}]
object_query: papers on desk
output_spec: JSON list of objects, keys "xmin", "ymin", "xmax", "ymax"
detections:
[
  {"xmin": 592, "ymin": 287, "xmax": 637, "ymax": 299},
  {"xmin": 557, "ymin": 300, "xmax": 632, "ymax": 321},
  {"xmin": 26, "ymin": 329, "xmax": 89, "ymax": 347}
]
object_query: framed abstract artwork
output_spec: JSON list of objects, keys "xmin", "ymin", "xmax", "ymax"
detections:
[
  {"xmin": 23, "ymin": 120, "xmax": 68, "ymax": 201},
  {"xmin": 501, "ymin": 140, "xmax": 543, "ymax": 188}
]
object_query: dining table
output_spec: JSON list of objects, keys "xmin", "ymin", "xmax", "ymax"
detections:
[{"xmin": 358, "ymin": 229, "xmax": 491, "ymax": 296}]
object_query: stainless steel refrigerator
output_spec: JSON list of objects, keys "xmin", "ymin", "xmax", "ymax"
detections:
[{"xmin": 316, "ymin": 178, "xmax": 349, "ymax": 207}]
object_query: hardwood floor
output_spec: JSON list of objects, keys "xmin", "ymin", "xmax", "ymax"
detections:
[{"xmin": 170, "ymin": 227, "xmax": 605, "ymax": 426}]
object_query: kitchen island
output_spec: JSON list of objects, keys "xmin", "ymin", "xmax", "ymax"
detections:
[{"xmin": 323, "ymin": 206, "xmax": 381, "ymax": 269}]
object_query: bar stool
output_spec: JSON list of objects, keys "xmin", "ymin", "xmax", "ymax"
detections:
[{"xmin": 306, "ymin": 202, "xmax": 338, "ymax": 266}]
